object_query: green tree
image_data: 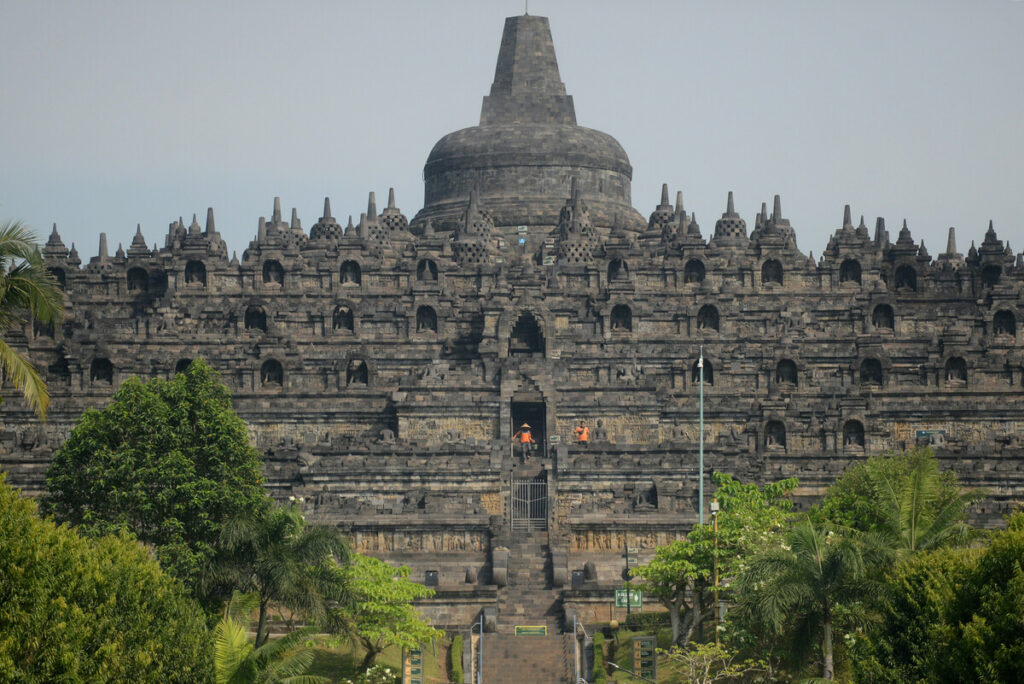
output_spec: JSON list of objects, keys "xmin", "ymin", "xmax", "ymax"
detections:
[
  {"xmin": 659, "ymin": 642, "xmax": 767, "ymax": 684},
  {"xmin": 0, "ymin": 473, "xmax": 212, "ymax": 682},
  {"xmin": 213, "ymin": 591, "xmax": 328, "ymax": 684},
  {"xmin": 335, "ymin": 554, "xmax": 443, "ymax": 668},
  {"xmin": 631, "ymin": 473, "xmax": 797, "ymax": 645},
  {"xmin": 0, "ymin": 220, "xmax": 63, "ymax": 419},
  {"xmin": 42, "ymin": 359, "xmax": 268, "ymax": 593},
  {"xmin": 212, "ymin": 502, "xmax": 350, "ymax": 648},
  {"xmin": 736, "ymin": 517, "xmax": 875, "ymax": 680}
]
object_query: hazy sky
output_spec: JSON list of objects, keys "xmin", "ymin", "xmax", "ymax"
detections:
[{"xmin": 2, "ymin": 0, "xmax": 1022, "ymax": 260}]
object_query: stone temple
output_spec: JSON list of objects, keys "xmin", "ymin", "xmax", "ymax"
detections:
[{"xmin": 3, "ymin": 14, "xmax": 1024, "ymax": 635}]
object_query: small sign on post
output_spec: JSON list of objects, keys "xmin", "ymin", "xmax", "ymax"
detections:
[{"xmin": 514, "ymin": 625, "xmax": 547, "ymax": 636}]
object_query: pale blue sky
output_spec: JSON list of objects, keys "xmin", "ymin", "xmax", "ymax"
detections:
[{"xmin": 2, "ymin": 0, "xmax": 1022, "ymax": 259}]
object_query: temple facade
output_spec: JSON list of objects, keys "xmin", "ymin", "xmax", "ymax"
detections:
[{"xmin": 2, "ymin": 15, "xmax": 1023, "ymax": 629}]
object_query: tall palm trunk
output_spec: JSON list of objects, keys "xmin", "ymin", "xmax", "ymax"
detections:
[{"xmin": 822, "ymin": 615, "xmax": 834, "ymax": 680}]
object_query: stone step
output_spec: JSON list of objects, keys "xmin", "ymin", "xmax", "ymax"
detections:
[{"xmin": 480, "ymin": 633, "xmax": 575, "ymax": 684}]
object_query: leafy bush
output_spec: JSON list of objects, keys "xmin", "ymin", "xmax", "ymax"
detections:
[
  {"xmin": 0, "ymin": 474, "xmax": 212, "ymax": 681},
  {"xmin": 450, "ymin": 634, "xmax": 464, "ymax": 683},
  {"xmin": 625, "ymin": 611, "xmax": 671, "ymax": 629},
  {"xmin": 592, "ymin": 632, "xmax": 608, "ymax": 682},
  {"xmin": 339, "ymin": 664, "xmax": 400, "ymax": 684}
]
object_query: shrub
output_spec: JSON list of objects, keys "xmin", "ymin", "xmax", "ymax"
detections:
[
  {"xmin": 592, "ymin": 631, "xmax": 608, "ymax": 682},
  {"xmin": 625, "ymin": 611, "xmax": 671, "ymax": 630},
  {"xmin": 450, "ymin": 634, "xmax": 464, "ymax": 683}
]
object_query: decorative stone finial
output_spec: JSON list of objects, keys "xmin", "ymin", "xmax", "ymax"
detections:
[
  {"xmin": 660, "ymin": 183, "xmax": 669, "ymax": 207},
  {"xmin": 189, "ymin": 213, "xmax": 201, "ymax": 235},
  {"xmin": 205, "ymin": 207, "xmax": 216, "ymax": 235},
  {"xmin": 323, "ymin": 197, "xmax": 333, "ymax": 220},
  {"xmin": 257, "ymin": 217, "xmax": 267, "ymax": 241},
  {"xmin": 387, "ymin": 187, "xmax": 396, "ymax": 209},
  {"xmin": 726, "ymin": 191, "xmax": 735, "ymax": 216},
  {"xmin": 843, "ymin": 205, "xmax": 853, "ymax": 228},
  {"xmin": 367, "ymin": 192, "xmax": 377, "ymax": 218},
  {"xmin": 273, "ymin": 197, "xmax": 282, "ymax": 223},
  {"xmin": 115, "ymin": 243, "xmax": 125, "ymax": 259},
  {"xmin": 345, "ymin": 215, "xmax": 354, "ymax": 236},
  {"xmin": 675, "ymin": 191, "xmax": 684, "ymax": 215},
  {"xmin": 773, "ymin": 195, "xmax": 782, "ymax": 222},
  {"xmin": 945, "ymin": 227, "xmax": 958, "ymax": 255},
  {"xmin": 98, "ymin": 233, "xmax": 109, "ymax": 260},
  {"xmin": 291, "ymin": 208, "xmax": 300, "ymax": 230}
]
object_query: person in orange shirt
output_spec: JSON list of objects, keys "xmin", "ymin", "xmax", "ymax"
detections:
[
  {"xmin": 512, "ymin": 423, "xmax": 536, "ymax": 458},
  {"xmin": 573, "ymin": 420, "xmax": 590, "ymax": 445}
]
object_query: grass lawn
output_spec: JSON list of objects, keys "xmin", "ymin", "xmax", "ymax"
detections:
[
  {"xmin": 306, "ymin": 638, "xmax": 449, "ymax": 683},
  {"xmin": 606, "ymin": 627, "xmax": 674, "ymax": 681}
]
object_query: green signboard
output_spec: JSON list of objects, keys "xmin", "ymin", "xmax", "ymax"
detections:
[
  {"xmin": 632, "ymin": 635, "xmax": 657, "ymax": 680},
  {"xmin": 514, "ymin": 625, "xmax": 548, "ymax": 636},
  {"xmin": 614, "ymin": 588, "xmax": 642, "ymax": 608}
]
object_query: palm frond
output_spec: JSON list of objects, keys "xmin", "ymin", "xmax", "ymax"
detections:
[
  {"xmin": 0, "ymin": 337, "xmax": 49, "ymax": 418},
  {"xmin": 213, "ymin": 615, "xmax": 254, "ymax": 684}
]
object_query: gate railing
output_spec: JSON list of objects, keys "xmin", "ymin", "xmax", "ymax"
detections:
[{"xmin": 509, "ymin": 477, "xmax": 548, "ymax": 531}]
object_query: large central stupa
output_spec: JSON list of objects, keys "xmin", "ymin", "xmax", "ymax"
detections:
[{"xmin": 413, "ymin": 15, "xmax": 645, "ymax": 236}]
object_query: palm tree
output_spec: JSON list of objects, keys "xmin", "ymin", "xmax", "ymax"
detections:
[
  {"xmin": 0, "ymin": 221, "xmax": 63, "ymax": 419},
  {"xmin": 872, "ymin": 451, "xmax": 982, "ymax": 557},
  {"xmin": 211, "ymin": 502, "xmax": 350, "ymax": 648},
  {"xmin": 213, "ymin": 591, "xmax": 328, "ymax": 684},
  {"xmin": 738, "ymin": 517, "xmax": 875, "ymax": 680}
]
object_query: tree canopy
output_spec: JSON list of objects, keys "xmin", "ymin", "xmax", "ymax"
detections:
[
  {"xmin": 0, "ymin": 473, "xmax": 211, "ymax": 682},
  {"xmin": 0, "ymin": 220, "xmax": 63, "ymax": 418},
  {"xmin": 42, "ymin": 359, "xmax": 268, "ymax": 591}
]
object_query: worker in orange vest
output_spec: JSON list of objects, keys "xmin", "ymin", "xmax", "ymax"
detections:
[
  {"xmin": 574, "ymin": 420, "xmax": 590, "ymax": 445},
  {"xmin": 512, "ymin": 423, "xmax": 536, "ymax": 458}
]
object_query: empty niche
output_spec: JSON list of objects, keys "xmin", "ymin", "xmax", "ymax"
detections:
[
  {"xmin": 416, "ymin": 305, "xmax": 438, "ymax": 333},
  {"xmin": 684, "ymin": 259, "xmax": 705, "ymax": 284},
  {"xmin": 872, "ymin": 304, "xmax": 894, "ymax": 330},
  {"xmin": 696, "ymin": 304, "xmax": 719, "ymax": 332},
  {"xmin": 945, "ymin": 357, "xmax": 967, "ymax": 385},
  {"xmin": 126, "ymin": 267, "xmax": 148, "ymax": 292},
  {"xmin": 417, "ymin": 258, "xmax": 438, "ymax": 282},
  {"xmin": 340, "ymin": 260, "xmax": 361, "ymax": 285},
  {"xmin": 509, "ymin": 313, "xmax": 544, "ymax": 355},
  {"xmin": 764, "ymin": 420, "xmax": 786, "ymax": 449},
  {"xmin": 839, "ymin": 259, "xmax": 862, "ymax": 285},
  {"xmin": 691, "ymin": 359, "xmax": 713, "ymax": 385},
  {"xmin": 261, "ymin": 359, "xmax": 283, "ymax": 387},
  {"xmin": 776, "ymin": 359, "xmax": 798, "ymax": 386},
  {"xmin": 894, "ymin": 264, "xmax": 917, "ymax": 292},
  {"xmin": 994, "ymin": 310, "xmax": 1016, "ymax": 337},
  {"xmin": 49, "ymin": 353, "xmax": 71, "ymax": 384},
  {"xmin": 346, "ymin": 359, "xmax": 368, "ymax": 386},
  {"xmin": 175, "ymin": 359, "xmax": 192, "ymax": 374},
  {"xmin": 184, "ymin": 260, "xmax": 206, "ymax": 286},
  {"xmin": 860, "ymin": 358, "xmax": 883, "ymax": 385},
  {"xmin": 843, "ymin": 420, "xmax": 865, "ymax": 449},
  {"xmin": 761, "ymin": 259, "xmax": 783, "ymax": 285},
  {"xmin": 982, "ymin": 264, "xmax": 1002, "ymax": 288},
  {"xmin": 607, "ymin": 258, "xmax": 629, "ymax": 282},
  {"xmin": 245, "ymin": 305, "xmax": 267, "ymax": 331},
  {"xmin": 263, "ymin": 260, "xmax": 284, "ymax": 286},
  {"xmin": 333, "ymin": 305, "xmax": 354, "ymax": 332},
  {"xmin": 91, "ymin": 358, "xmax": 113, "ymax": 384},
  {"xmin": 610, "ymin": 304, "xmax": 632, "ymax": 332}
]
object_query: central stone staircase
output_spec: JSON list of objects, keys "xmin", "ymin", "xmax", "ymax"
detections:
[{"xmin": 478, "ymin": 535, "xmax": 575, "ymax": 683}]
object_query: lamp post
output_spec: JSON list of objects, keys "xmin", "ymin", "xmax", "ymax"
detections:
[
  {"xmin": 698, "ymin": 346, "xmax": 704, "ymax": 525},
  {"xmin": 710, "ymin": 497, "xmax": 720, "ymax": 646}
]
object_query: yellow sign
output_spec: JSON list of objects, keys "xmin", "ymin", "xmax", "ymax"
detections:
[{"xmin": 514, "ymin": 625, "xmax": 547, "ymax": 636}]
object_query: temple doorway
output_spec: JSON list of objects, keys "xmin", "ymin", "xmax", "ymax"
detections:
[{"xmin": 511, "ymin": 401, "xmax": 546, "ymax": 460}]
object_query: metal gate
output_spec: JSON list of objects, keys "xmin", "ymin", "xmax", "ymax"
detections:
[{"xmin": 510, "ymin": 476, "xmax": 548, "ymax": 532}]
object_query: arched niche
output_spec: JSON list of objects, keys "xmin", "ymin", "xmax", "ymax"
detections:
[
  {"xmin": 945, "ymin": 357, "xmax": 967, "ymax": 385},
  {"xmin": 684, "ymin": 259, "xmax": 705, "ymax": 284},
  {"xmin": 894, "ymin": 264, "xmax": 917, "ymax": 292},
  {"xmin": 91, "ymin": 358, "xmax": 113, "ymax": 384},
  {"xmin": 776, "ymin": 359, "xmax": 798, "ymax": 386},
  {"xmin": 839, "ymin": 259, "xmax": 861, "ymax": 285},
  {"xmin": 260, "ymin": 359, "xmax": 283, "ymax": 387},
  {"xmin": 340, "ymin": 260, "xmax": 361, "ymax": 285},
  {"xmin": 692, "ymin": 358, "xmax": 714, "ymax": 385},
  {"xmin": 262, "ymin": 260, "xmax": 284, "ymax": 286},
  {"xmin": 608, "ymin": 258, "xmax": 629, "ymax": 282},
  {"xmin": 872, "ymin": 304, "xmax": 894, "ymax": 331},
  {"xmin": 697, "ymin": 304, "xmax": 719, "ymax": 332},
  {"xmin": 764, "ymin": 420, "xmax": 786, "ymax": 449},
  {"xmin": 860, "ymin": 358, "xmax": 883, "ymax": 386},
  {"xmin": 509, "ymin": 312, "xmax": 544, "ymax": 356},
  {"xmin": 416, "ymin": 305, "xmax": 438, "ymax": 333},
  {"xmin": 610, "ymin": 304, "xmax": 632, "ymax": 332},
  {"xmin": 982, "ymin": 264, "xmax": 1001, "ymax": 288},
  {"xmin": 993, "ymin": 310, "xmax": 1017, "ymax": 337},
  {"xmin": 761, "ymin": 259, "xmax": 783, "ymax": 285},
  {"xmin": 48, "ymin": 267, "xmax": 66, "ymax": 290},
  {"xmin": 346, "ymin": 359, "xmax": 369, "ymax": 386},
  {"xmin": 184, "ymin": 260, "xmax": 206, "ymax": 286},
  {"xmin": 126, "ymin": 267, "xmax": 148, "ymax": 292},
  {"xmin": 416, "ymin": 259, "xmax": 438, "ymax": 282},
  {"xmin": 333, "ymin": 305, "xmax": 354, "ymax": 332},
  {"xmin": 245, "ymin": 305, "xmax": 267, "ymax": 332},
  {"xmin": 843, "ymin": 420, "xmax": 865, "ymax": 449},
  {"xmin": 175, "ymin": 359, "xmax": 192, "ymax": 374}
]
